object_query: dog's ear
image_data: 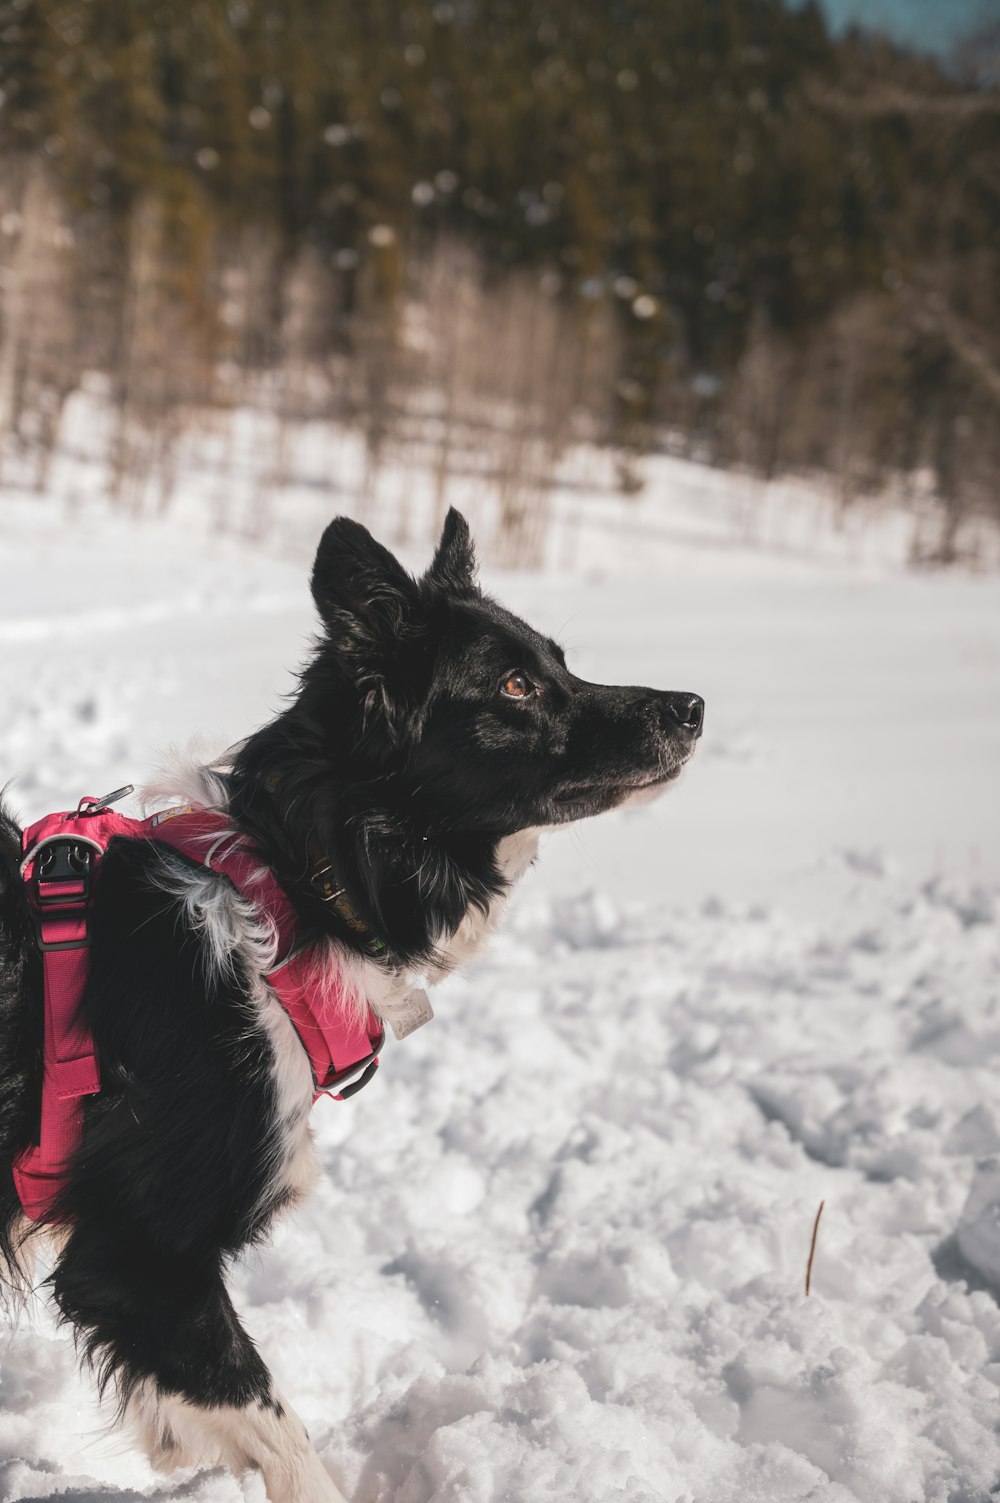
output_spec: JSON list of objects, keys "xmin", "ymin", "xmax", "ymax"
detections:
[
  {"xmin": 311, "ymin": 519, "xmax": 424, "ymax": 741},
  {"xmin": 311, "ymin": 517, "xmax": 417, "ymax": 637},
  {"xmin": 426, "ymin": 508, "xmax": 478, "ymax": 595}
]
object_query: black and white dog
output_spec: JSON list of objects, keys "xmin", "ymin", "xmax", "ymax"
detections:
[{"xmin": 0, "ymin": 510, "xmax": 702, "ymax": 1501}]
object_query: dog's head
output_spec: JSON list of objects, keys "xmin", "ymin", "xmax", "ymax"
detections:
[{"xmin": 306, "ymin": 508, "xmax": 702, "ymax": 836}]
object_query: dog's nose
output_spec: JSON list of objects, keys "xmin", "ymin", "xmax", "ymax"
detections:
[{"xmin": 664, "ymin": 693, "xmax": 705, "ymax": 738}]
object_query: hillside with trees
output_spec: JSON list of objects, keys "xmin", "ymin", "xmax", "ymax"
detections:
[{"xmin": 1, "ymin": 0, "xmax": 998, "ymax": 561}]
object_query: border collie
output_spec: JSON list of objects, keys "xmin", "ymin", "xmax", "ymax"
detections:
[{"xmin": 0, "ymin": 509, "xmax": 703, "ymax": 1502}]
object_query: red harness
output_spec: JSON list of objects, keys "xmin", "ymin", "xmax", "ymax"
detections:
[{"xmin": 13, "ymin": 791, "xmax": 385, "ymax": 1223}]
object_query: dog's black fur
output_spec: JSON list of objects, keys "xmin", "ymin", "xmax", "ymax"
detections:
[{"xmin": 0, "ymin": 509, "xmax": 702, "ymax": 1497}]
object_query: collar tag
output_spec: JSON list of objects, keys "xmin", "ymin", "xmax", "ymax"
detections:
[{"xmin": 390, "ymin": 988, "xmax": 434, "ymax": 1042}]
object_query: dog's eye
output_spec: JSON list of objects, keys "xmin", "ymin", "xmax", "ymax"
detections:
[{"xmin": 500, "ymin": 671, "xmax": 536, "ymax": 700}]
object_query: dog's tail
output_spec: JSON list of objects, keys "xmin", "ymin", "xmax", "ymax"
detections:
[{"xmin": 0, "ymin": 790, "xmax": 39, "ymax": 1299}]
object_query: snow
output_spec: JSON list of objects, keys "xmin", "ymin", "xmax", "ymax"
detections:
[{"xmin": 1, "ymin": 477, "xmax": 999, "ymax": 1502}]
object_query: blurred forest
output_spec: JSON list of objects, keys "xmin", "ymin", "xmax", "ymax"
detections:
[{"xmin": 1, "ymin": 0, "xmax": 999, "ymax": 563}]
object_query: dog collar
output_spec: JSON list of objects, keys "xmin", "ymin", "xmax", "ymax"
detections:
[
  {"xmin": 310, "ymin": 859, "xmax": 388, "ymax": 957},
  {"xmin": 259, "ymin": 772, "xmax": 389, "ymax": 959}
]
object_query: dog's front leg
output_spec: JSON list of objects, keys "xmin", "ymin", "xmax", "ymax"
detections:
[{"xmin": 52, "ymin": 1226, "xmax": 348, "ymax": 1503}]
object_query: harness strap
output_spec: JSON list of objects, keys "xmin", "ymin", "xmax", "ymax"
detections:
[
  {"xmin": 149, "ymin": 810, "xmax": 385, "ymax": 1098},
  {"xmin": 12, "ymin": 805, "xmax": 120, "ymax": 1221}
]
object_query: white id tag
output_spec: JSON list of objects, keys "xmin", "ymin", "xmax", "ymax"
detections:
[{"xmin": 390, "ymin": 988, "xmax": 435, "ymax": 1041}]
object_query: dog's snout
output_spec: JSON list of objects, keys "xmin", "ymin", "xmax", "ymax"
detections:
[{"xmin": 664, "ymin": 692, "xmax": 704, "ymax": 738}]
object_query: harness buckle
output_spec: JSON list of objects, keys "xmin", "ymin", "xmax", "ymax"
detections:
[
  {"xmin": 33, "ymin": 840, "xmax": 93, "ymax": 951},
  {"xmin": 37, "ymin": 841, "xmax": 93, "ymax": 895},
  {"xmin": 332, "ymin": 1057, "xmax": 381, "ymax": 1100},
  {"xmin": 315, "ymin": 1025, "xmax": 386, "ymax": 1100}
]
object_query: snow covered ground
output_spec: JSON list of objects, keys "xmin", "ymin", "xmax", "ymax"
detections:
[{"xmin": 1, "ymin": 480, "xmax": 999, "ymax": 1502}]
